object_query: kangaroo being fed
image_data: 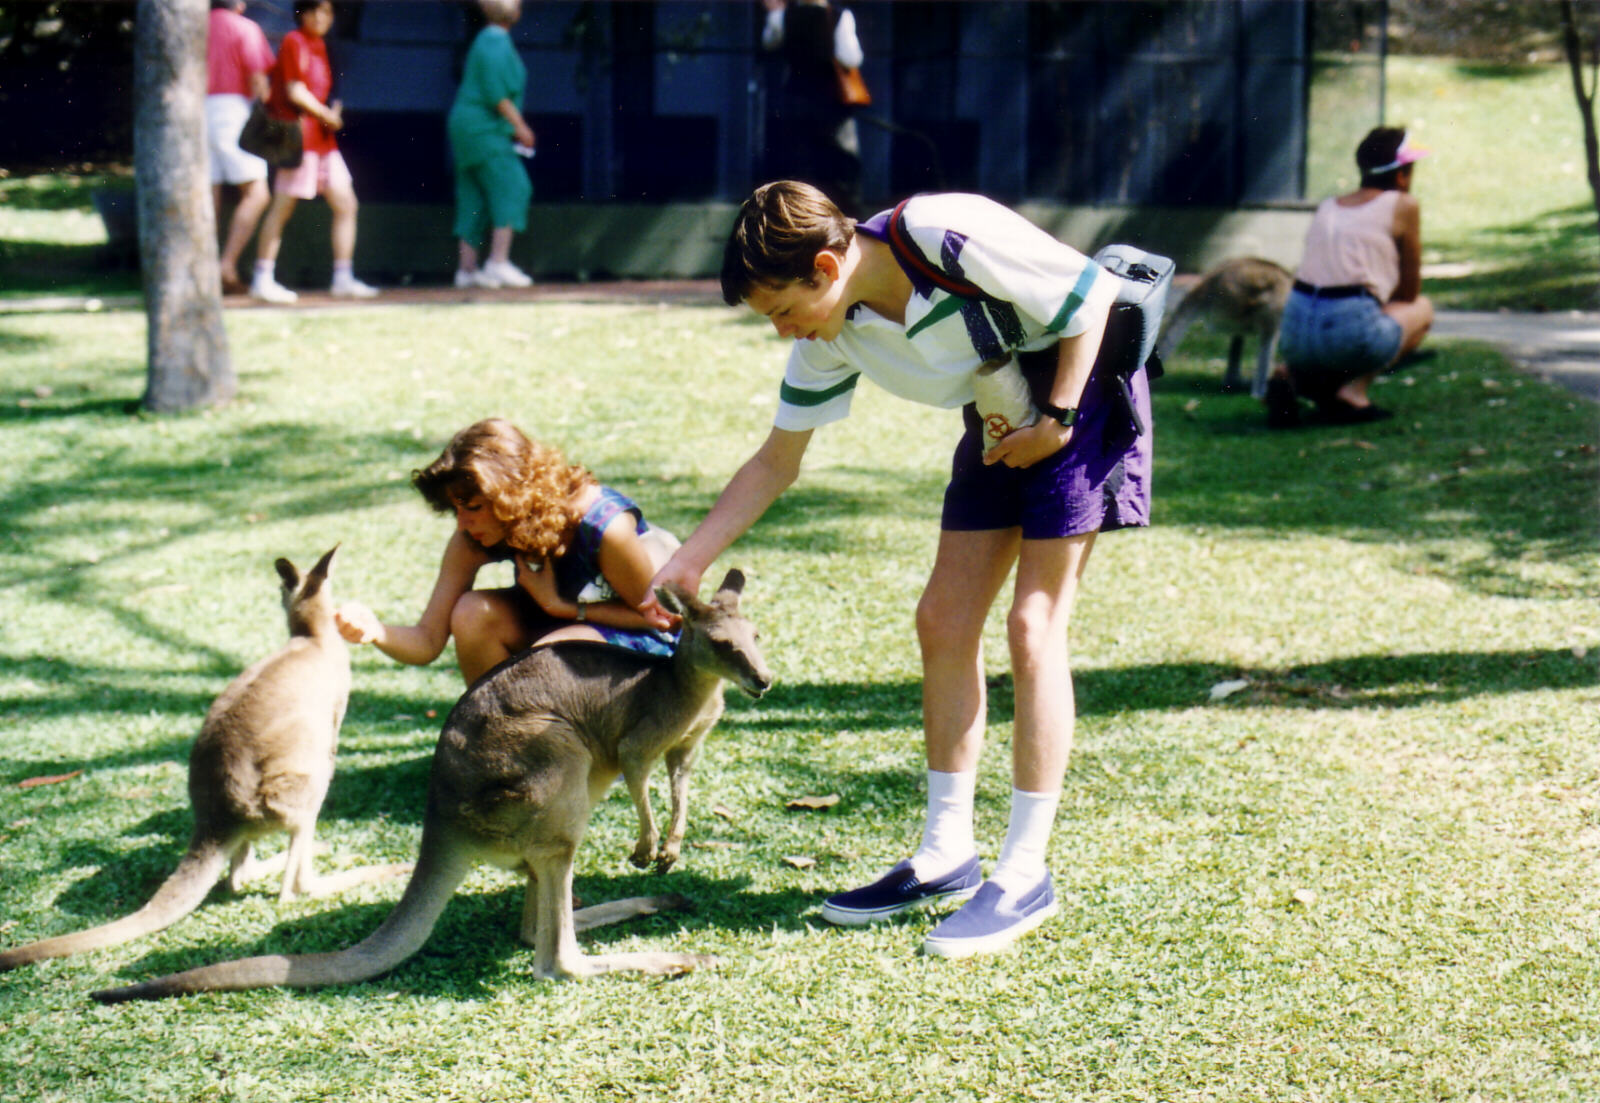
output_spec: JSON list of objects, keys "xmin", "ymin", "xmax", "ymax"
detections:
[
  {"xmin": 1155, "ymin": 256, "xmax": 1293, "ymax": 397},
  {"xmin": 0, "ymin": 547, "xmax": 410, "ymax": 973},
  {"xmin": 93, "ymin": 569, "xmax": 772, "ymax": 1001}
]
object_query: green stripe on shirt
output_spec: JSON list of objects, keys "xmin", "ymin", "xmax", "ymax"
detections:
[
  {"xmin": 905, "ymin": 295, "xmax": 966, "ymax": 339},
  {"xmin": 780, "ymin": 374, "xmax": 860, "ymax": 407},
  {"xmin": 1046, "ymin": 261, "xmax": 1104, "ymax": 333}
]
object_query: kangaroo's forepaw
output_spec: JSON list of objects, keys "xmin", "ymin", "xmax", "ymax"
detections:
[{"xmin": 651, "ymin": 849, "xmax": 678, "ymax": 874}]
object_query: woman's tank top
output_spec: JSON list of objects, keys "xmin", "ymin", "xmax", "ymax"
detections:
[{"xmin": 1295, "ymin": 190, "xmax": 1401, "ymax": 304}]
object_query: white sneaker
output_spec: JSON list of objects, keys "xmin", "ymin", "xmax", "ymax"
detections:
[
  {"xmin": 481, "ymin": 259, "xmax": 532, "ymax": 288},
  {"xmin": 330, "ymin": 275, "xmax": 379, "ymax": 299},
  {"xmin": 458, "ymin": 268, "xmax": 503, "ymax": 289},
  {"xmin": 250, "ymin": 273, "xmax": 297, "ymax": 304}
]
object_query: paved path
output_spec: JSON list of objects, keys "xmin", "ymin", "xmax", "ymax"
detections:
[
  {"xmin": 1432, "ymin": 310, "xmax": 1600, "ymax": 403},
  {"xmin": 4, "ymin": 285, "xmax": 1598, "ymax": 404}
]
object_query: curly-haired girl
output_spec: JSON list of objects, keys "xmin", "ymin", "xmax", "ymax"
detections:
[{"xmin": 335, "ymin": 418, "xmax": 679, "ymax": 684}]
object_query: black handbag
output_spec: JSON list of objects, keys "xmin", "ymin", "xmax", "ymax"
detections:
[{"xmin": 239, "ymin": 100, "xmax": 303, "ymax": 169}]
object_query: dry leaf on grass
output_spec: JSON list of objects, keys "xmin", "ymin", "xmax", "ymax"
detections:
[
  {"xmin": 18, "ymin": 770, "xmax": 82, "ymax": 790},
  {"xmin": 1292, "ymin": 888, "xmax": 1318, "ymax": 907},
  {"xmin": 785, "ymin": 793, "xmax": 840, "ymax": 811},
  {"xmin": 781, "ymin": 855, "xmax": 817, "ymax": 870},
  {"xmin": 1208, "ymin": 679, "xmax": 1250, "ymax": 702}
]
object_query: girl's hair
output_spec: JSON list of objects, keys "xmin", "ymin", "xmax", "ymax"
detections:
[
  {"xmin": 1356, "ymin": 126, "xmax": 1409, "ymax": 190},
  {"xmin": 720, "ymin": 180, "xmax": 855, "ymax": 305},
  {"xmin": 293, "ymin": 0, "xmax": 330, "ymax": 23},
  {"xmin": 412, "ymin": 419, "xmax": 596, "ymax": 560}
]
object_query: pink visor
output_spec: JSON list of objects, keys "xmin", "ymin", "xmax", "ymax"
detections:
[{"xmin": 1368, "ymin": 133, "xmax": 1431, "ymax": 174}]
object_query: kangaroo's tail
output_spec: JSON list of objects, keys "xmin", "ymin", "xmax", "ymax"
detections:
[
  {"xmin": 0, "ymin": 834, "xmax": 234, "ymax": 972},
  {"xmin": 91, "ymin": 823, "xmax": 472, "ymax": 1003}
]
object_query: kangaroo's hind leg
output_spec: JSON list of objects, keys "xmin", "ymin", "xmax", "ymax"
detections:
[
  {"xmin": 1223, "ymin": 335, "xmax": 1247, "ymax": 392},
  {"xmin": 525, "ymin": 848, "xmax": 712, "ymax": 980},
  {"xmin": 1252, "ymin": 326, "xmax": 1281, "ymax": 399},
  {"xmin": 520, "ymin": 866, "xmax": 688, "ymax": 939},
  {"xmin": 273, "ymin": 816, "xmax": 410, "ymax": 902}
]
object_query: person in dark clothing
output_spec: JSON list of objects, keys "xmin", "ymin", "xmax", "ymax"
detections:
[{"xmin": 761, "ymin": 0, "xmax": 865, "ymax": 216}]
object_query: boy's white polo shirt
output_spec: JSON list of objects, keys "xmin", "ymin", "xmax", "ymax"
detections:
[{"xmin": 772, "ymin": 193, "xmax": 1118, "ymax": 432}]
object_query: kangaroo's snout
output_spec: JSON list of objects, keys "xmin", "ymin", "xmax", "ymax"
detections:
[{"xmin": 740, "ymin": 669, "xmax": 773, "ymax": 699}]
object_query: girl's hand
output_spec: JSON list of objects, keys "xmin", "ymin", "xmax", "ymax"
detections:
[
  {"xmin": 334, "ymin": 601, "xmax": 383, "ymax": 645},
  {"xmin": 515, "ymin": 553, "xmax": 560, "ymax": 613},
  {"xmin": 513, "ymin": 121, "xmax": 535, "ymax": 149}
]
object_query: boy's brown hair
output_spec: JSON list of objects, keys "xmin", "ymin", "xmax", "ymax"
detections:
[
  {"xmin": 412, "ymin": 418, "xmax": 595, "ymax": 560},
  {"xmin": 720, "ymin": 180, "xmax": 856, "ymax": 305}
]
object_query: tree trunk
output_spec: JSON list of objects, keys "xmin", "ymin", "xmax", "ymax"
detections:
[
  {"xmin": 134, "ymin": 0, "xmax": 235, "ymax": 412},
  {"xmin": 1561, "ymin": 3, "xmax": 1600, "ymax": 261}
]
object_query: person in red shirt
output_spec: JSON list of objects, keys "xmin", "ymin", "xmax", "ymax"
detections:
[
  {"xmin": 205, "ymin": 0, "xmax": 275, "ymax": 295},
  {"xmin": 250, "ymin": 0, "xmax": 377, "ymax": 302}
]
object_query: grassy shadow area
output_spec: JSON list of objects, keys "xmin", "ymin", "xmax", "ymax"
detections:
[
  {"xmin": 0, "ymin": 290, "xmax": 1594, "ymax": 1098},
  {"xmin": 0, "ymin": 170, "xmax": 139, "ymax": 299}
]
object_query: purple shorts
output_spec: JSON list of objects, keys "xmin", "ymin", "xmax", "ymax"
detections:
[{"xmin": 941, "ymin": 350, "xmax": 1152, "ymax": 539}]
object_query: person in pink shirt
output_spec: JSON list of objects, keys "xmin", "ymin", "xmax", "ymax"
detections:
[
  {"xmin": 206, "ymin": 0, "xmax": 275, "ymax": 295},
  {"xmin": 250, "ymin": 0, "xmax": 377, "ymax": 302}
]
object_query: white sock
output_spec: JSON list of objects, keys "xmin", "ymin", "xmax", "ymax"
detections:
[
  {"xmin": 909, "ymin": 768, "xmax": 978, "ymax": 881},
  {"xmin": 253, "ymin": 259, "xmax": 275, "ymax": 281},
  {"xmin": 332, "ymin": 260, "xmax": 353, "ymax": 283},
  {"xmin": 988, "ymin": 787, "xmax": 1061, "ymax": 894}
]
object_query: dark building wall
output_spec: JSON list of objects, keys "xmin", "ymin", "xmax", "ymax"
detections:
[{"xmin": 0, "ymin": 1, "xmax": 1319, "ymax": 206}]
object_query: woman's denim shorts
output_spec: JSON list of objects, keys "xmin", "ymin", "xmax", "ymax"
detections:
[{"xmin": 1278, "ymin": 289, "xmax": 1402, "ymax": 400}]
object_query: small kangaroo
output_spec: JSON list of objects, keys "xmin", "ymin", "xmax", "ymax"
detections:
[
  {"xmin": 0, "ymin": 547, "xmax": 410, "ymax": 973},
  {"xmin": 93, "ymin": 569, "xmax": 772, "ymax": 1001},
  {"xmin": 1155, "ymin": 256, "xmax": 1293, "ymax": 397}
]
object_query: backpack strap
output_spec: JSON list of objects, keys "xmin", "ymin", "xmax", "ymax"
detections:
[{"xmin": 886, "ymin": 198, "xmax": 994, "ymax": 303}]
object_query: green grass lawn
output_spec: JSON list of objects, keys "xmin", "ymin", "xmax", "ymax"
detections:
[
  {"xmin": 1305, "ymin": 55, "xmax": 1600, "ymax": 311},
  {"xmin": 0, "ymin": 296, "xmax": 1595, "ymax": 1101}
]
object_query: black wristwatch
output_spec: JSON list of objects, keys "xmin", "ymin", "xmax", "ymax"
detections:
[{"xmin": 1038, "ymin": 401, "xmax": 1079, "ymax": 428}]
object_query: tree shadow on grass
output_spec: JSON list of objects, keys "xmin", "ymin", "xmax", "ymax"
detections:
[
  {"xmin": 99, "ymin": 872, "xmax": 817, "ymax": 1002},
  {"xmin": 1427, "ymin": 202, "xmax": 1600, "ymax": 313},
  {"xmin": 8, "ymin": 644, "xmax": 1589, "ymax": 807},
  {"xmin": 1149, "ymin": 342, "xmax": 1599, "ymax": 595},
  {"xmin": 741, "ymin": 646, "xmax": 1597, "ymax": 733}
]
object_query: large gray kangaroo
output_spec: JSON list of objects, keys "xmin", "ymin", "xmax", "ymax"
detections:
[
  {"xmin": 0, "ymin": 547, "xmax": 409, "ymax": 972},
  {"xmin": 1155, "ymin": 256, "xmax": 1293, "ymax": 398},
  {"xmin": 93, "ymin": 569, "xmax": 772, "ymax": 1001}
]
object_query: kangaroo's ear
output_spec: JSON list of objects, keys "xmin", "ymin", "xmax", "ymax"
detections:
[
  {"xmin": 298, "ymin": 544, "xmax": 338, "ymax": 599},
  {"xmin": 713, "ymin": 568, "xmax": 746, "ymax": 609},
  {"xmin": 309, "ymin": 544, "xmax": 339, "ymax": 584},
  {"xmin": 655, "ymin": 583, "xmax": 703, "ymax": 619},
  {"xmin": 275, "ymin": 558, "xmax": 299, "ymax": 590}
]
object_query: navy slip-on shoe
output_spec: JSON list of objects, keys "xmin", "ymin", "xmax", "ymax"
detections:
[
  {"xmin": 819, "ymin": 855, "xmax": 983, "ymax": 927},
  {"xmin": 920, "ymin": 874, "xmax": 1060, "ymax": 959}
]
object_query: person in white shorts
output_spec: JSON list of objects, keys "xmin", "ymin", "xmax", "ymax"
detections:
[{"xmin": 206, "ymin": 0, "xmax": 275, "ymax": 294}]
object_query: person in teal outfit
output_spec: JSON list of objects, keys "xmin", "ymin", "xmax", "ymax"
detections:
[{"xmin": 448, "ymin": 0, "xmax": 535, "ymax": 289}]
